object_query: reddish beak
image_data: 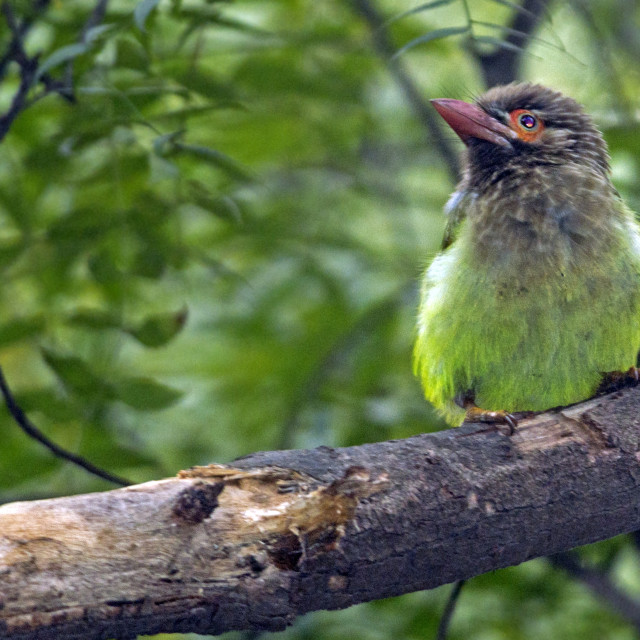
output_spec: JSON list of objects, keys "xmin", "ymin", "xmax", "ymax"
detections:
[{"xmin": 431, "ymin": 98, "xmax": 517, "ymax": 148}]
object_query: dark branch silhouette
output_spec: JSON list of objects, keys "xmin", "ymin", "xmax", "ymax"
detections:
[
  {"xmin": 436, "ymin": 580, "xmax": 466, "ymax": 640},
  {"xmin": 0, "ymin": 366, "xmax": 130, "ymax": 487},
  {"xmin": 0, "ymin": 0, "xmax": 108, "ymax": 142}
]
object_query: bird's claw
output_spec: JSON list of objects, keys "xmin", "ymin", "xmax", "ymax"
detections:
[
  {"xmin": 598, "ymin": 366, "xmax": 640, "ymax": 394},
  {"xmin": 463, "ymin": 406, "xmax": 517, "ymax": 436}
]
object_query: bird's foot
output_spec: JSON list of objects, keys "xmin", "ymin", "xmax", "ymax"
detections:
[
  {"xmin": 598, "ymin": 366, "xmax": 640, "ymax": 394},
  {"xmin": 463, "ymin": 405, "xmax": 517, "ymax": 435}
]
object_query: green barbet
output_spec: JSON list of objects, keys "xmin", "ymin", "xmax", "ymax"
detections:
[{"xmin": 414, "ymin": 83, "xmax": 640, "ymax": 431}]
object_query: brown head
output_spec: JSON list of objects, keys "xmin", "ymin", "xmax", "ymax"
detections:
[
  {"xmin": 431, "ymin": 84, "xmax": 623, "ymax": 269},
  {"xmin": 432, "ymin": 83, "xmax": 610, "ymax": 194}
]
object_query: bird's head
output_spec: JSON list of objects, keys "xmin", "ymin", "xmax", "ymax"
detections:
[{"xmin": 432, "ymin": 83, "xmax": 610, "ymax": 192}]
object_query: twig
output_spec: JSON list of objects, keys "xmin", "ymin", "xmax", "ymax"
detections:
[
  {"xmin": 62, "ymin": 0, "xmax": 110, "ymax": 98},
  {"xmin": 0, "ymin": 0, "xmax": 51, "ymax": 82},
  {"xmin": 0, "ymin": 0, "xmax": 82, "ymax": 142},
  {"xmin": 0, "ymin": 3, "xmax": 40, "ymax": 141},
  {"xmin": 350, "ymin": 0, "xmax": 459, "ymax": 183},
  {"xmin": 80, "ymin": 0, "xmax": 111, "ymax": 43},
  {"xmin": 436, "ymin": 580, "xmax": 466, "ymax": 640},
  {"xmin": 0, "ymin": 365, "xmax": 130, "ymax": 487},
  {"xmin": 548, "ymin": 552, "xmax": 640, "ymax": 631}
]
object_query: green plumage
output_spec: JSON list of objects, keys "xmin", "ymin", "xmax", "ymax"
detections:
[{"xmin": 415, "ymin": 84, "xmax": 640, "ymax": 425}]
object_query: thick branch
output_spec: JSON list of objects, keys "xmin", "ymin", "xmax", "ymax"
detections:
[{"xmin": 3, "ymin": 388, "xmax": 640, "ymax": 639}]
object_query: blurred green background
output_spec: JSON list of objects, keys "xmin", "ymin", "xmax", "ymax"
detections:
[{"xmin": 2, "ymin": 0, "xmax": 640, "ymax": 638}]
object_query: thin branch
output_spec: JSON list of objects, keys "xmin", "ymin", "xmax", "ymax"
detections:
[
  {"xmin": 0, "ymin": 0, "xmax": 51, "ymax": 82},
  {"xmin": 80, "ymin": 0, "xmax": 111, "ymax": 43},
  {"xmin": 0, "ymin": 3, "xmax": 40, "ymax": 141},
  {"xmin": 351, "ymin": 0, "xmax": 459, "ymax": 183},
  {"xmin": 436, "ymin": 580, "xmax": 466, "ymax": 640},
  {"xmin": 62, "ymin": 0, "xmax": 110, "ymax": 98},
  {"xmin": 0, "ymin": 2, "xmax": 70, "ymax": 141},
  {"xmin": 0, "ymin": 366, "xmax": 130, "ymax": 487},
  {"xmin": 549, "ymin": 552, "xmax": 640, "ymax": 631},
  {"xmin": 0, "ymin": 0, "xmax": 91, "ymax": 142}
]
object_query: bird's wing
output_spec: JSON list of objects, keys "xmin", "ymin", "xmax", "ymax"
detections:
[{"xmin": 441, "ymin": 189, "xmax": 469, "ymax": 250}]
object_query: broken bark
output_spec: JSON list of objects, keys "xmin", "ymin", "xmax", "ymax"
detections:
[{"xmin": 2, "ymin": 388, "xmax": 640, "ymax": 639}]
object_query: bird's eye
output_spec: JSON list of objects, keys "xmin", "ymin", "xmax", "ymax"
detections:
[
  {"xmin": 518, "ymin": 113, "xmax": 537, "ymax": 129},
  {"xmin": 509, "ymin": 109, "xmax": 544, "ymax": 141}
]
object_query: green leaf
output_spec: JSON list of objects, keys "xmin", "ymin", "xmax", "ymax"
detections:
[
  {"xmin": 84, "ymin": 24, "xmax": 114, "ymax": 44},
  {"xmin": 188, "ymin": 180, "xmax": 242, "ymax": 223},
  {"xmin": 134, "ymin": 0, "xmax": 162, "ymax": 32},
  {"xmin": 152, "ymin": 130, "xmax": 185, "ymax": 156},
  {"xmin": 472, "ymin": 21, "xmax": 579, "ymax": 61},
  {"xmin": 488, "ymin": 0, "xmax": 546, "ymax": 22},
  {"xmin": 172, "ymin": 142, "xmax": 253, "ymax": 182},
  {"xmin": 0, "ymin": 316, "xmax": 45, "ymax": 348},
  {"xmin": 88, "ymin": 252, "xmax": 123, "ymax": 286},
  {"xmin": 35, "ymin": 43, "xmax": 89, "ymax": 81},
  {"xmin": 470, "ymin": 35, "xmax": 525, "ymax": 54},
  {"xmin": 131, "ymin": 247, "xmax": 168, "ymax": 279},
  {"xmin": 166, "ymin": 67, "xmax": 237, "ymax": 102},
  {"xmin": 47, "ymin": 208, "xmax": 119, "ymax": 246},
  {"xmin": 113, "ymin": 377, "xmax": 183, "ymax": 410},
  {"xmin": 127, "ymin": 308, "xmax": 188, "ymax": 347},
  {"xmin": 67, "ymin": 309, "xmax": 123, "ymax": 330},
  {"xmin": 383, "ymin": 0, "xmax": 457, "ymax": 28},
  {"xmin": 0, "ymin": 238, "xmax": 25, "ymax": 269},
  {"xmin": 17, "ymin": 388, "xmax": 80, "ymax": 422},
  {"xmin": 152, "ymin": 130, "xmax": 251, "ymax": 181},
  {"xmin": 84, "ymin": 432, "xmax": 159, "ymax": 468},
  {"xmin": 149, "ymin": 153, "xmax": 180, "ymax": 183},
  {"xmin": 116, "ymin": 38, "xmax": 150, "ymax": 72},
  {"xmin": 41, "ymin": 348, "xmax": 114, "ymax": 401},
  {"xmin": 392, "ymin": 26, "xmax": 470, "ymax": 59}
]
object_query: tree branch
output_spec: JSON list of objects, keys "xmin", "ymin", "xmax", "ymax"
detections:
[
  {"xmin": 3, "ymin": 388, "xmax": 640, "ymax": 639},
  {"xmin": 548, "ymin": 552, "xmax": 640, "ymax": 631},
  {"xmin": 62, "ymin": 0, "xmax": 110, "ymax": 100},
  {"xmin": 0, "ymin": 0, "xmax": 93, "ymax": 143},
  {"xmin": 0, "ymin": 366, "xmax": 131, "ymax": 487}
]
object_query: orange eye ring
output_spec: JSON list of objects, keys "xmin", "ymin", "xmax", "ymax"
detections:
[{"xmin": 509, "ymin": 109, "xmax": 544, "ymax": 142}]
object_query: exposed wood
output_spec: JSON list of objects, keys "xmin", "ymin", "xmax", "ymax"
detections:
[{"xmin": 2, "ymin": 387, "xmax": 640, "ymax": 639}]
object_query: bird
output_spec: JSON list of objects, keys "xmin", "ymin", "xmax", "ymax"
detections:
[{"xmin": 414, "ymin": 82, "xmax": 640, "ymax": 432}]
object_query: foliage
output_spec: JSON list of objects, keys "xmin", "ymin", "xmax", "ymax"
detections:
[{"xmin": 2, "ymin": 0, "xmax": 640, "ymax": 639}]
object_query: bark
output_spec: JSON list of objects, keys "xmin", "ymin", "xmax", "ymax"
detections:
[{"xmin": 2, "ymin": 388, "xmax": 640, "ymax": 639}]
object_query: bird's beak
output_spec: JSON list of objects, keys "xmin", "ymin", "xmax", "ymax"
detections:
[{"xmin": 431, "ymin": 98, "xmax": 518, "ymax": 148}]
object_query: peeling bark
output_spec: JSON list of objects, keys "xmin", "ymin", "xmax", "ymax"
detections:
[{"xmin": 2, "ymin": 388, "xmax": 640, "ymax": 639}]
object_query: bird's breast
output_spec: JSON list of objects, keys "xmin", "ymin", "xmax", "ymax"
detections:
[{"xmin": 466, "ymin": 172, "xmax": 621, "ymax": 282}]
